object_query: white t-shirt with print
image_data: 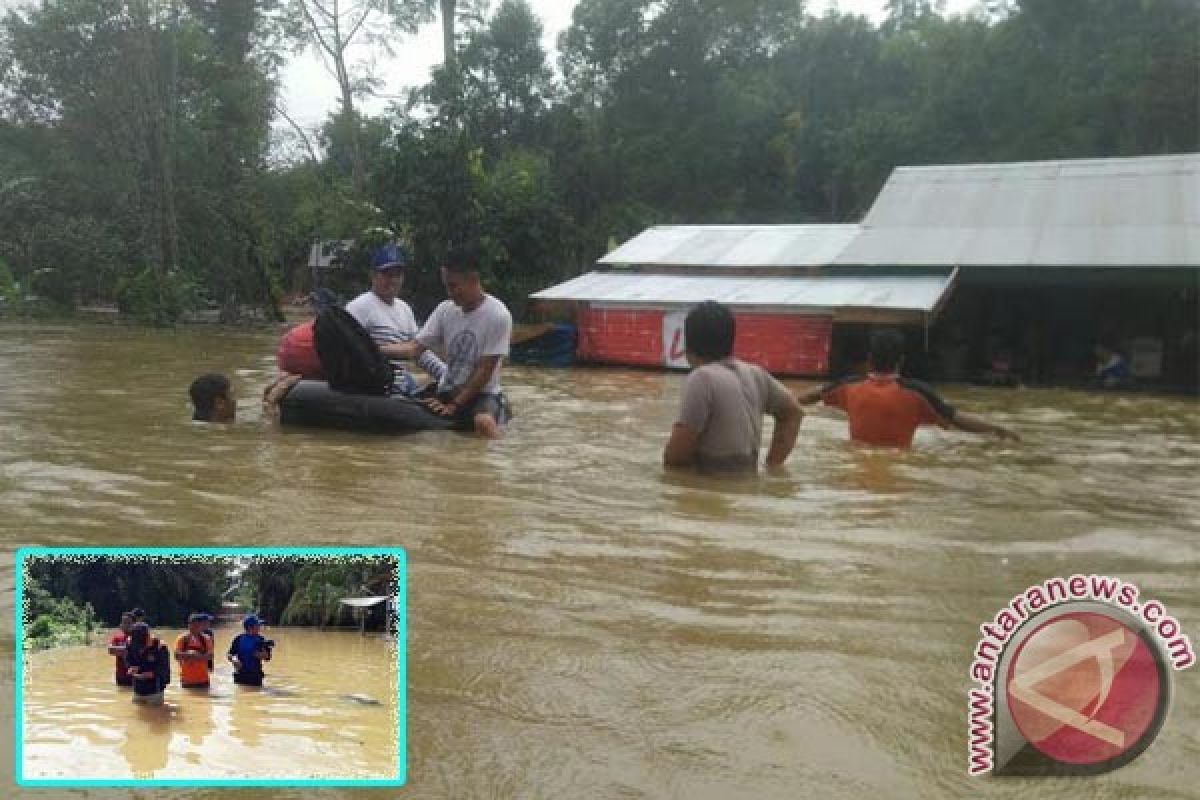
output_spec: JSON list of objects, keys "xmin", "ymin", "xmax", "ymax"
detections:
[{"xmin": 417, "ymin": 294, "xmax": 511, "ymax": 395}]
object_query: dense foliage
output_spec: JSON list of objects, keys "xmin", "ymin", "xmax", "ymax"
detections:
[
  {"xmin": 26, "ymin": 557, "xmax": 228, "ymax": 628},
  {"xmin": 1, "ymin": 0, "xmax": 1195, "ymax": 322},
  {"xmin": 242, "ymin": 557, "xmax": 396, "ymax": 629},
  {"xmin": 24, "ymin": 573, "xmax": 99, "ymax": 650}
]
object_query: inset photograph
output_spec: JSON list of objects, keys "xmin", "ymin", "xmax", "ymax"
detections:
[{"xmin": 15, "ymin": 548, "xmax": 404, "ymax": 788}]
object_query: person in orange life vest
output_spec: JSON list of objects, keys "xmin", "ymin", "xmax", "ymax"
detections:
[
  {"xmin": 175, "ymin": 613, "xmax": 214, "ymax": 689},
  {"xmin": 798, "ymin": 328, "xmax": 1019, "ymax": 448},
  {"xmin": 106, "ymin": 611, "xmax": 136, "ymax": 687},
  {"xmin": 276, "ymin": 288, "xmax": 339, "ymax": 378}
]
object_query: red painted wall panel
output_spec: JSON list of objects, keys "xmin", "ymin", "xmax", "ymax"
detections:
[
  {"xmin": 577, "ymin": 307, "xmax": 832, "ymax": 377},
  {"xmin": 733, "ymin": 313, "xmax": 831, "ymax": 376},
  {"xmin": 578, "ymin": 307, "xmax": 665, "ymax": 368}
]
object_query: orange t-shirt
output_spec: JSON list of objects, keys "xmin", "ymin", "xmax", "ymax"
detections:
[
  {"xmin": 823, "ymin": 374, "xmax": 954, "ymax": 448},
  {"xmin": 174, "ymin": 632, "xmax": 213, "ymax": 687}
]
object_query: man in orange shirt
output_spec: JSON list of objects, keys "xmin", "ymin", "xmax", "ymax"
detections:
[
  {"xmin": 800, "ymin": 329, "xmax": 1018, "ymax": 448},
  {"xmin": 175, "ymin": 613, "xmax": 214, "ymax": 690}
]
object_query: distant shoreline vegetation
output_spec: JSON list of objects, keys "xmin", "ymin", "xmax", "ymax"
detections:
[
  {"xmin": 19, "ymin": 555, "xmax": 395, "ymax": 649},
  {"xmin": 0, "ymin": 303, "xmax": 294, "ymax": 329},
  {"xmin": 1, "ymin": 1, "xmax": 1193, "ymax": 327},
  {"xmin": 24, "ymin": 575, "xmax": 98, "ymax": 651}
]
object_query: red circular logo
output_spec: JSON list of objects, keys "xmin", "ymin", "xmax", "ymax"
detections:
[{"xmin": 1005, "ymin": 611, "xmax": 1163, "ymax": 765}]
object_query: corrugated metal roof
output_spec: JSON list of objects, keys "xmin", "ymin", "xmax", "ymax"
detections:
[
  {"xmin": 599, "ymin": 224, "xmax": 860, "ymax": 267},
  {"xmin": 531, "ymin": 271, "xmax": 954, "ymax": 312},
  {"xmin": 836, "ymin": 153, "xmax": 1200, "ymax": 267}
]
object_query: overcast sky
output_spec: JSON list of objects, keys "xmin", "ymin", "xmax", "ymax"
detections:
[{"xmin": 280, "ymin": 0, "xmax": 981, "ymax": 129}]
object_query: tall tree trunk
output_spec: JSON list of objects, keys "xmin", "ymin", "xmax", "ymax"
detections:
[
  {"xmin": 213, "ymin": 0, "xmax": 262, "ymax": 322},
  {"xmin": 337, "ymin": 77, "xmax": 366, "ymax": 194},
  {"xmin": 330, "ymin": 0, "xmax": 365, "ymax": 194},
  {"xmin": 440, "ymin": 0, "xmax": 456, "ymax": 70},
  {"xmin": 161, "ymin": 0, "xmax": 180, "ymax": 273},
  {"xmin": 129, "ymin": 2, "xmax": 165, "ymax": 283}
]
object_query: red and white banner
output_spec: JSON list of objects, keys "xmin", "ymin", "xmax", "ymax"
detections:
[{"xmin": 662, "ymin": 311, "xmax": 689, "ymax": 370}]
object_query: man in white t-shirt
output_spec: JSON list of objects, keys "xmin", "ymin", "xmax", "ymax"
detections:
[
  {"xmin": 414, "ymin": 248, "xmax": 513, "ymax": 439},
  {"xmin": 345, "ymin": 244, "xmax": 446, "ymax": 395}
]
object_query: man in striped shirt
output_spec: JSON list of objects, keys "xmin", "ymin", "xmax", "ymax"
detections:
[{"xmin": 345, "ymin": 244, "xmax": 446, "ymax": 394}]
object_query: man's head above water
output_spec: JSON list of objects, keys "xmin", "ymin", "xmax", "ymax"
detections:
[
  {"xmin": 684, "ymin": 300, "xmax": 736, "ymax": 366},
  {"xmin": 189, "ymin": 373, "xmax": 235, "ymax": 423},
  {"xmin": 867, "ymin": 328, "xmax": 906, "ymax": 374}
]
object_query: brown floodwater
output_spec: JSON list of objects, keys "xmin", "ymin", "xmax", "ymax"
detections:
[
  {"xmin": 0, "ymin": 321, "xmax": 1197, "ymax": 799},
  {"xmin": 21, "ymin": 628, "xmax": 398, "ymax": 781}
]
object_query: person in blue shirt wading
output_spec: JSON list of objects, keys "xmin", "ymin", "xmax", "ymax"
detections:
[{"xmin": 228, "ymin": 615, "xmax": 274, "ymax": 687}]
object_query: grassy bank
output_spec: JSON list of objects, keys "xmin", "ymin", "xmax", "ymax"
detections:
[{"xmin": 24, "ymin": 576, "xmax": 98, "ymax": 651}]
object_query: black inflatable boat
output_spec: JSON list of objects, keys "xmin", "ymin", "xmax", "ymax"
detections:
[{"xmin": 279, "ymin": 380, "xmax": 462, "ymax": 434}]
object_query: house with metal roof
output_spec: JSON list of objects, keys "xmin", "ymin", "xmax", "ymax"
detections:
[
  {"xmin": 532, "ymin": 224, "xmax": 956, "ymax": 376},
  {"xmin": 834, "ymin": 153, "xmax": 1199, "ymax": 388},
  {"xmin": 835, "ymin": 154, "xmax": 1198, "ymax": 271},
  {"xmin": 532, "ymin": 154, "xmax": 1198, "ymax": 387}
]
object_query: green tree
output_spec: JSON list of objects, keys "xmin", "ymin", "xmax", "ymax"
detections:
[
  {"xmin": 0, "ymin": 0, "xmax": 285, "ymax": 322},
  {"xmin": 460, "ymin": 0, "xmax": 555, "ymax": 147},
  {"xmin": 242, "ymin": 560, "xmax": 299, "ymax": 624},
  {"xmin": 185, "ymin": 0, "xmax": 286, "ymax": 321},
  {"xmin": 24, "ymin": 573, "xmax": 99, "ymax": 650},
  {"xmin": 283, "ymin": 0, "xmax": 435, "ymax": 191},
  {"xmin": 26, "ymin": 557, "xmax": 228, "ymax": 628}
]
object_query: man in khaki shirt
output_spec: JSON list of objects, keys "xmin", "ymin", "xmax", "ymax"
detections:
[{"xmin": 663, "ymin": 301, "xmax": 803, "ymax": 472}]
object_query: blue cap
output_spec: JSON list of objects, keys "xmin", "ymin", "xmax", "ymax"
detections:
[
  {"xmin": 243, "ymin": 615, "xmax": 263, "ymax": 629},
  {"xmin": 188, "ymin": 612, "xmax": 205, "ymax": 624},
  {"xmin": 371, "ymin": 243, "xmax": 408, "ymax": 272}
]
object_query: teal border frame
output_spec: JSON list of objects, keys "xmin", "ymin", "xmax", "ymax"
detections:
[{"xmin": 13, "ymin": 546, "xmax": 407, "ymax": 789}]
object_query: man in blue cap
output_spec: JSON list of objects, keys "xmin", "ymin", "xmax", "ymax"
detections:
[
  {"xmin": 346, "ymin": 243, "xmax": 446, "ymax": 394},
  {"xmin": 227, "ymin": 615, "xmax": 273, "ymax": 687}
]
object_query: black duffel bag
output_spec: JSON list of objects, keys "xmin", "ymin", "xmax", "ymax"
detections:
[{"xmin": 314, "ymin": 306, "xmax": 393, "ymax": 396}]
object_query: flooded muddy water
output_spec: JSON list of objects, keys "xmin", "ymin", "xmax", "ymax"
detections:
[
  {"xmin": 0, "ymin": 322, "xmax": 1197, "ymax": 798},
  {"xmin": 21, "ymin": 628, "xmax": 398, "ymax": 781}
]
